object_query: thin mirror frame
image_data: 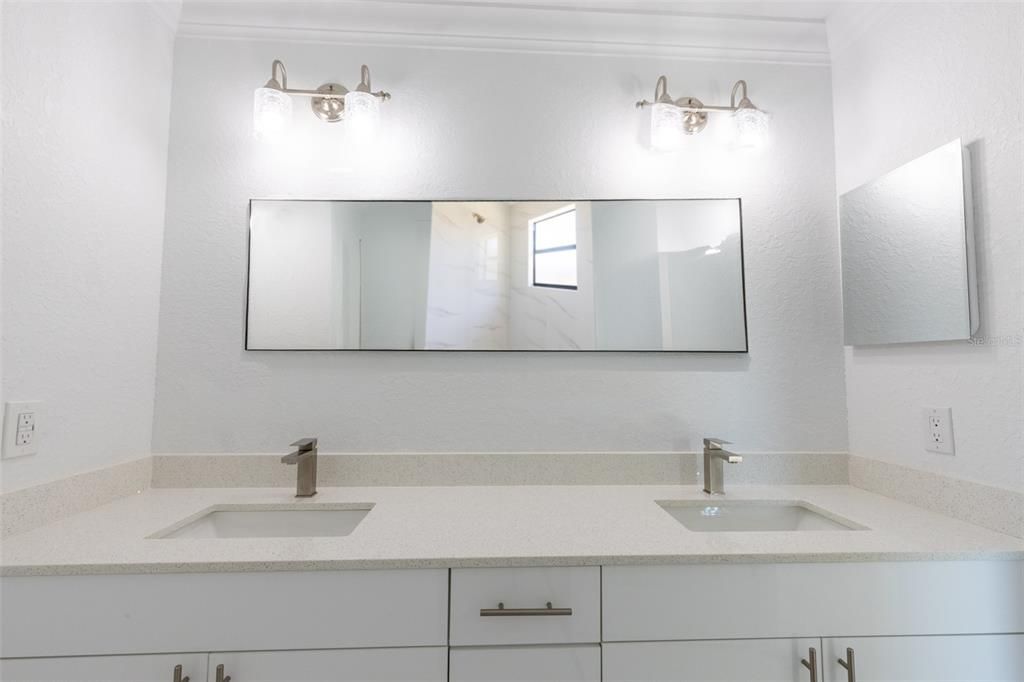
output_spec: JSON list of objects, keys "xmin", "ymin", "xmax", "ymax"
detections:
[{"xmin": 244, "ymin": 198, "xmax": 749, "ymax": 353}]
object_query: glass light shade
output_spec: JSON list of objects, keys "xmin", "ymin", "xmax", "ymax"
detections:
[
  {"xmin": 650, "ymin": 102, "xmax": 684, "ymax": 152},
  {"xmin": 732, "ymin": 107, "xmax": 770, "ymax": 149},
  {"xmin": 253, "ymin": 87, "xmax": 292, "ymax": 140},
  {"xmin": 344, "ymin": 90, "xmax": 381, "ymax": 142}
]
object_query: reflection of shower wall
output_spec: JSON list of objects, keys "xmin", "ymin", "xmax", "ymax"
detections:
[
  {"xmin": 508, "ymin": 202, "xmax": 596, "ymax": 350},
  {"xmin": 424, "ymin": 203, "xmax": 512, "ymax": 349},
  {"xmin": 592, "ymin": 201, "xmax": 662, "ymax": 349},
  {"xmin": 658, "ymin": 234, "xmax": 745, "ymax": 350},
  {"xmin": 329, "ymin": 202, "xmax": 362, "ymax": 349}
]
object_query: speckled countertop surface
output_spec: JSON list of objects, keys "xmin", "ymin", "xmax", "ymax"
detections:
[{"xmin": 2, "ymin": 485, "xmax": 1022, "ymax": 576}]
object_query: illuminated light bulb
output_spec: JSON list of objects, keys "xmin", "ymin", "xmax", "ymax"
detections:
[
  {"xmin": 253, "ymin": 87, "xmax": 292, "ymax": 140},
  {"xmin": 650, "ymin": 102, "xmax": 684, "ymax": 152},
  {"xmin": 344, "ymin": 90, "xmax": 381, "ymax": 143},
  {"xmin": 731, "ymin": 105, "xmax": 769, "ymax": 149}
]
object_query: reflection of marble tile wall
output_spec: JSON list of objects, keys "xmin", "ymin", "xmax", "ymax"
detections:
[
  {"xmin": 424, "ymin": 203, "xmax": 511, "ymax": 349},
  {"xmin": 508, "ymin": 202, "xmax": 596, "ymax": 350}
]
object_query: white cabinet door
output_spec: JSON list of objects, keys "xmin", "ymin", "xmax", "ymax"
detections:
[
  {"xmin": 823, "ymin": 635, "xmax": 1024, "ymax": 681},
  {"xmin": 449, "ymin": 645, "xmax": 600, "ymax": 682},
  {"xmin": 604, "ymin": 639, "xmax": 822, "ymax": 682},
  {"xmin": 208, "ymin": 647, "xmax": 447, "ymax": 682},
  {"xmin": 1, "ymin": 653, "xmax": 208, "ymax": 682},
  {"xmin": 1, "ymin": 570, "xmax": 449, "ymax": 657}
]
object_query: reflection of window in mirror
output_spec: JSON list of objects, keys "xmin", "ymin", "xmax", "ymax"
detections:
[{"xmin": 530, "ymin": 205, "xmax": 578, "ymax": 290}]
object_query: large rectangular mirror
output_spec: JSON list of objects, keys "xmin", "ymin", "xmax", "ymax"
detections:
[
  {"xmin": 246, "ymin": 199, "xmax": 747, "ymax": 351},
  {"xmin": 839, "ymin": 139, "xmax": 978, "ymax": 346}
]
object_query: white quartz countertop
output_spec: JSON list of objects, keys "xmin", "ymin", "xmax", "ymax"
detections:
[{"xmin": 2, "ymin": 485, "xmax": 1022, "ymax": 576}]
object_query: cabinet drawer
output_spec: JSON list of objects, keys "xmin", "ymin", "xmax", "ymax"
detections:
[
  {"xmin": 209, "ymin": 647, "xmax": 447, "ymax": 681},
  {"xmin": 450, "ymin": 645, "xmax": 600, "ymax": 682},
  {"xmin": 450, "ymin": 567, "xmax": 600, "ymax": 645},
  {"xmin": 603, "ymin": 562, "xmax": 1024, "ymax": 641}
]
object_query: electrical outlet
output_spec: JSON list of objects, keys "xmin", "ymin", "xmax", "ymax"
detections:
[
  {"xmin": 3, "ymin": 401, "xmax": 41, "ymax": 460},
  {"xmin": 923, "ymin": 407, "xmax": 955, "ymax": 455}
]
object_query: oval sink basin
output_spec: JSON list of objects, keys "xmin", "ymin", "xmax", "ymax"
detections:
[
  {"xmin": 657, "ymin": 500, "xmax": 864, "ymax": 532},
  {"xmin": 153, "ymin": 504, "xmax": 373, "ymax": 539}
]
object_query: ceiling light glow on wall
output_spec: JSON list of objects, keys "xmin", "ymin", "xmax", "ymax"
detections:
[
  {"xmin": 637, "ymin": 76, "xmax": 769, "ymax": 151},
  {"xmin": 253, "ymin": 60, "xmax": 391, "ymax": 142}
]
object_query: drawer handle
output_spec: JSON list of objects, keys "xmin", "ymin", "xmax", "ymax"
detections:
[
  {"xmin": 800, "ymin": 647, "xmax": 818, "ymax": 682},
  {"xmin": 172, "ymin": 664, "xmax": 190, "ymax": 682},
  {"xmin": 480, "ymin": 601, "xmax": 573, "ymax": 617},
  {"xmin": 215, "ymin": 664, "xmax": 232, "ymax": 682},
  {"xmin": 837, "ymin": 647, "xmax": 856, "ymax": 682}
]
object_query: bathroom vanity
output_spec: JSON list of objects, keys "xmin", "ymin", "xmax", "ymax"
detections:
[{"xmin": 2, "ymin": 484, "xmax": 1022, "ymax": 681}]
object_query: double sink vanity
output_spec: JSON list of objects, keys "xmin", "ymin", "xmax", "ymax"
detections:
[{"xmin": 2, "ymin": 444, "xmax": 1022, "ymax": 682}]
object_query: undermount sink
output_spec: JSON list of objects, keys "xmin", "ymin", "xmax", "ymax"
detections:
[
  {"xmin": 153, "ymin": 504, "xmax": 373, "ymax": 539},
  {"xmin": 657, "ymin": 500, "xmax": 864, "ymax": 532}
]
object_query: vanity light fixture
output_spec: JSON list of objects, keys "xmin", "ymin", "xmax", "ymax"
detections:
[
  {"xmin": 636, "ymin": 76, "xmax": 769, "ymax": 151},
  {"xmin": 253, "ymin": 60, "xmax": 391, "ymax": 141}
]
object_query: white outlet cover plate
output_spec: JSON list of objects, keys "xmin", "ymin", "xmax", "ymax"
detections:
[
  {"xmin": 924, "ymin": 407, "xmax": 955, "ymax": 455},
  {"xmin": 3, "ymin": 401, "xmax": 41, "ymax": 459}
]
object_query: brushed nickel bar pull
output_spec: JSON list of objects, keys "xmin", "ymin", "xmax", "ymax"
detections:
[
  {"xmin": 172, "ymin": 664, "xmax": 189, "ymax": 682},
  {"xmin": 215, "ymin": 664, "xmax": 232, "ymax": 682},
  {"xmin": 480, "ymin": 601, "xmax": 573, "ymax": 617},
  {"xmin": 800, "ymin": 647, "xmax": 818, "ymax": 682},
  {"xmin": 837, "ymin": 647, "xmax": 856, "ymax": 682}
]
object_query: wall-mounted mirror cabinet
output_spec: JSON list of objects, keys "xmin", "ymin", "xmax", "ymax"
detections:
[
  {"xmin": 247, "ymin": 199, "xmax": 748, "ymax": 352},
  {"xmin": 839, "ymin": 139, "xmax": 978, "ymax": 346}
]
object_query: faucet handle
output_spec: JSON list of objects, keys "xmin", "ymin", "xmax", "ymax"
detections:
[
  {"xmin": 290, "ymin": 437, "xmax": 318, "ymax": 451},
  {"xmin": 703, "ymin": 437, "xmax": 732, "ymax": 450}
]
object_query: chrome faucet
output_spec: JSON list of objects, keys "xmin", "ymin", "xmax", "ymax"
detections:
[
  {"xmin": 703, "ymin": 437, "xmax": 743, "ymax": 495},
  {"xmin": 281, "ymin": 437, "xmax": 318, "ymax": 497}
]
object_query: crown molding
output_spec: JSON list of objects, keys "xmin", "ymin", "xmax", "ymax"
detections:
[
  {"xmin": 178, "ymin": 0, "xmax": 831, "ymax": 66},
  {"xmin": 144, "ymin": 0, "xmax": 183, "ymax": 34},
  {"xmin": 825, "ymin": 2, "xmax": 894, "ymax": 56}
]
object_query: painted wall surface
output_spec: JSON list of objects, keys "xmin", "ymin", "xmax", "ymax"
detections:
[
  {"xmin": 1, "ymin": 1, "xmax": 176, "ymax": 491},
  {"xmin": 152, "ymin": 38, "xmax": 847, "ymax": 454},
  {"xmin": 828, "ymin": 3, "xmax": 1024, "ymax": 490}
]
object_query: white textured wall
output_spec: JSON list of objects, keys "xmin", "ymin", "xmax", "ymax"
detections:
[
  {"xmin": 1, "ymin": 1, "xmax": 176, "ymax": 491},
  {"xmin": 828, "ymin": 3, "xmax": 1024, "ymax": 490},
  {"xmin": 152, "ymin": 38, "xmax": 847, "ymax": 454}
]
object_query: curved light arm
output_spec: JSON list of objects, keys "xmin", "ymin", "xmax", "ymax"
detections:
[
  {"xmin": 264, "ymin": 59, "xmax": 288, "ymax": 90},
  {"xmin": 638, "ymin": 76, "xmax": 759, "ymax": 112},
  {"xmin": 730, "ymin": 80, "xmax": 748, "ymax": 108},
  {"xmin": 262, "ymin": 60, "xmax": 391, "ymax": 100},
  {"xmin": 359, "ymin": 65, "xmax": 392, "ymax": 100}
]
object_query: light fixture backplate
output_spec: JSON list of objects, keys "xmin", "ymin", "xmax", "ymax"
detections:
[{"xmin": 311, "ymin": 83, "xmax": 348, "ymax": 122}]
